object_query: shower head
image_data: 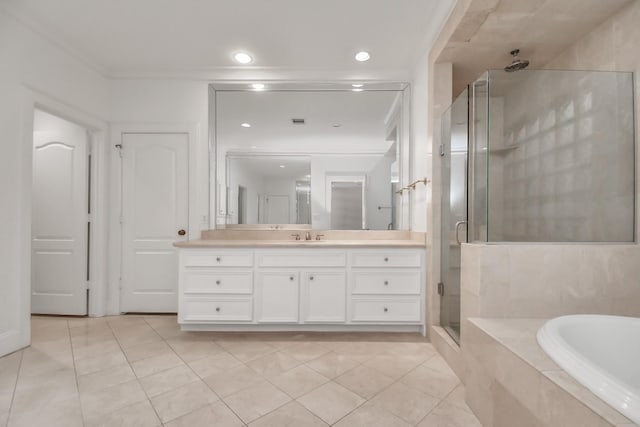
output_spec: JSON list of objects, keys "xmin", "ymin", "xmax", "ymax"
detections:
[{"xmin": 504, "ymin": 49, "xmax": 530, "ymax": 72}]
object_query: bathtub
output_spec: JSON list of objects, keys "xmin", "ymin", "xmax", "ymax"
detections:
[{"xmin": 537, "ymin": 315, "xmax": 640, "ymax": 425}]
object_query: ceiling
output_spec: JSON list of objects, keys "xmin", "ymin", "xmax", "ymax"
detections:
[
  {"xmin": 3, "ymin": 0, "xmax": 455, "ymax": 79},
  {"xmin": 217, "ymin": 90, "xmax": 400, "ymax": 154},
  {"xmin": 229, "ymin": 156, "xmax": 310, "ymax": 181},
  {"xmin": 437, "ymin": 0, "xmax": 633, "ymax": 95}
]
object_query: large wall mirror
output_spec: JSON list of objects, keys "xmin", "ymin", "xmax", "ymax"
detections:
[{"xmin": 210, "ymin": 82, "xmax": 411, "ymax": 230}]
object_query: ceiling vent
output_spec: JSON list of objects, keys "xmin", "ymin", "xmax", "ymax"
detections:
[{"xmin": 291, "ymin": 118, "xmax": 305, "ymax": 125}]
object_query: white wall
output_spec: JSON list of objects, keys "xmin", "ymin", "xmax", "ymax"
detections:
[
  {"xmin": 410, "ymin": 51, "xmax": 431, "ymax": 232},
  {"xmin": 0, "ymin": 8, "xmax": 109, "ymax": 354}
]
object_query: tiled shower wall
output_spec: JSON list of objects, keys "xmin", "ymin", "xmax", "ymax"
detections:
[{"xmin": 491, "ymin": 71, "xmax": 635, "ymax": 242}]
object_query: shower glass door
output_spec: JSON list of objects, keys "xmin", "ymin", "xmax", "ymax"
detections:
[{"xmin": 439, "ymin": 87, "xmax": 469, "ymax": 344}]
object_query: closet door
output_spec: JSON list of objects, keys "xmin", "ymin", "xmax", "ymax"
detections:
[{"xmin": 120, "ymin": 133, "xmax": 189, "ymax": 313}]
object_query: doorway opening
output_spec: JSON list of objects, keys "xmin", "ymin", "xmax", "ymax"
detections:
[{"xmin": 327, "ymin": 175, "xmax": 366, "ymax": 230}]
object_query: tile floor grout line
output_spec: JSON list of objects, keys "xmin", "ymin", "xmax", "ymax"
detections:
[
  {"xmin": 65, "ymin": 318, "xmax": 88, "ymax": 427},
  {"xmin": 85, "ymin": 316, "xmax": 159, "ymax": 426},
  {"xmin": 5, "ymin": 349, "xmax": 25, "ymax": 426},
  {"xmin": 321, "ymin": 386, "xmax": 369, "ymax": 427},
  {"xmin": 326, "ymin": 345, "xmax": 444, "ymax": 426},
  {"xmin": 412, "ymin": 382, "xmax": 463, "ymax": 426},
  {"xmin": 138, "ymin": 316, "xmax": 183, "ymax": 426},
  {"xmin": 141, "ymin": 315, "xmax": 248, "ymax": 426}
]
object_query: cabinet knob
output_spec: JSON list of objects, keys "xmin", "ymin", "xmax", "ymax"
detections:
[
  {"xmin": 215, "ymin": 280, "xmax": 221, "ymax": 285},
  {"xmin": 177, "ymin": 229, "xmax": 186, "ymax": 236},
  {"xmin": 289, "ymin": 276, "xmax": 294, "ymax": 281},
  {"xmin": 384, "ymin": 280, "xmax": 389, "ymax": 285},
  {"xmin": 215, "ymin": 307, "xmax": 221, "ymax": 312},
  {"xmin": 384, "ymin": 257, "xmax": 389, "ymax": 262},
  {"xmin": 383, "ymin": 307, "xmax": 388, "ymax": 313},
  {"xmin": 310, "ymin": 276, "xmax": 314, "ymax": 281},
  {"xmin": 216, "ymin": 257, "xmax": 221, "ymax": 262}
]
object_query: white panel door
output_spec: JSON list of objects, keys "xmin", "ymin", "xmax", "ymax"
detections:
[
  {"xmin": 121, "ymin": 133, "xmax": 188, "ymax": 313},
  {"xmin": 32, "ymin": 130, "xmax": 88, "ymax": 315}
]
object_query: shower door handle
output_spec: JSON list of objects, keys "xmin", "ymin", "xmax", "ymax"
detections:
[{"xmin": 455, "ymin": 221, "xmax": 467, "ymax": 245}]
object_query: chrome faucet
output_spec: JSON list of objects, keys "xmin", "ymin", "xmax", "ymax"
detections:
[
  {"xmin": 305, "ymin": 231, "xmax": 312, "ymax": 241},
  {"xmin": 291, "ymin": 233, "xmax": 301, "ymax": 241}
]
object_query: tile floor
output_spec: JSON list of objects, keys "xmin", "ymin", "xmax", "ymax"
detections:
[{"xmin": 0, "ymin": 315, "xmax": 482, "ymax": 427}]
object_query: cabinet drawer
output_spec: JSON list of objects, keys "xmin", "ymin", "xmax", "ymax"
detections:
[
  {"xmin": 351, "ymin": 270, "xmax": 420, "ymax": 295},
  {"xmin": 181, "ymin": 297, "xmax": 253, "ymax": 322},
  {"xmin": 183, "ymin": 270, "xmax": 253, "ymax": 294},
  {"xmin": 350, "ymin": 251, "xmax": 421, "ymax": 267},
  {"xmin": 351, "ymin": 298, "xmax": 421, "ymax": 322},
  {"xmin": 257, "ymin": 251, "xmax": 346, "ymax": 267},
  {"xmin": 183, "ymin": 251, "xmax": 253, "ymax": 267}
]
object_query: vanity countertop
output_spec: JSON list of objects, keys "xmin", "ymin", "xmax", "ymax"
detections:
[
  {"xmin": 174, "ymin": 239, "xmax": 425, "ymax": 248},
  {"xmin": 174, "ymin": 230, "xmax": 426, "ymax": 248}
]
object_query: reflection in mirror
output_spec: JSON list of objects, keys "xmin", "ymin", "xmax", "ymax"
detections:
[
  {"xmin": 212, "ymin": 84, "xmax": 410, "ymax": 230},
  {"xmin": 226, "ymin": 154, "xmax": 310, "ymax": 225}
]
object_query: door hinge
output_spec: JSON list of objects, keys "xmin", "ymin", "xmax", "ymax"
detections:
[
  {"xmin": 439, "ymin": 144, "xmax": 445, "ymax": 157},
  {"xmin": 119, "ymin": 215, "xmax": 125, "ymax": 224},
  {"xmin": 437, "ymin": 282, "xmax": 445, "ymax": 296}
]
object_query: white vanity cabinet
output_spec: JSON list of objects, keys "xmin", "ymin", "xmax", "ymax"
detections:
[
  {"xmin": 178, "ymin": 246, "xmax": 425, "ymax": 333},
  {"xmin": 349, "ymin": 249, "xmax": 422, "ymax": 323},
  {"xmin": 256, "ymin": 270, "xmax": 299, "ymax": 323},
  {"xmin": 179, "ymin": 249, "xmax": 255, "ymax": 323},
  {"xmin": 301, "ymin": 270, "xmax": 346, "ymax": 323}
]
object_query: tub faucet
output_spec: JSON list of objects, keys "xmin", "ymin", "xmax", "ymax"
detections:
[{"xmin": 305, "ymin": 231, "xmax": 312, "ymax": 241}]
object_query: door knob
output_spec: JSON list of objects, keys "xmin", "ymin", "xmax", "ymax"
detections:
[{"xmin": 178, "ymin": 229, "xmax": 186, "ymax": 236}]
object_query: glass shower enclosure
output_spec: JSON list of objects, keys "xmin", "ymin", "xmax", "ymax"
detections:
[{"xmin": 440, "ymin": 69, "xmax": 635, "ymax": 343}]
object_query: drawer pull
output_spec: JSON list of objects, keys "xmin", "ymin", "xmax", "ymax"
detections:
[
  {"xmin": 215, "ymin": 280, "xmax": 221, "ymax": 285},
  {"xmin": 384, "ymin": 257, "xmax": 389, "ymax": 262},
  {"xmin": 384, "ymin": 280, "xmax": 389, "ymax": 285},
  {"xmin": 215, "ymin": 307, "xmax": 221, "ymax": 312},
  {"xmin": 216, "ymin": 257, "xmax": 221, "ymax": 262},
  {"xmin": 383, "ymin": 307, "xmax": 389, "ymax": 313},
  {"xmin": 309, "ymin": 276, "xmax": 314, "ymax": 281}
]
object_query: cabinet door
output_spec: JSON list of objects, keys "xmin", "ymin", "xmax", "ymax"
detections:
[
  {"xmin": 257, "ymin": 271, "xmax": 299, "ymax": 323},
  {"xmin": 302, "ymin": 270, "xmax": 346, "ymax": 323}
]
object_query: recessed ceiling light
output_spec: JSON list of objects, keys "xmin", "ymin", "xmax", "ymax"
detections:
[
  {"xmin": 251, "ymin": 83, "xmax": 265, "ymax": 90},
  {"xmin": 279, "ymin": 165, "xmax": 286, "ymax": 168},
  {"xmin": 352, "ymin": 88, "xmax": 364, "ymax": 92},
  {"xmin": 250, "ymin": 145, "xmax": 257, "ymax": 149},
  {"xmin": 306, "ymin": 174, "xmax": 311, "ymax": 178},
  {"xmin": 355, "ymin": 51, "xmax": 371, "ymax": 62},
  {"xmin": 241, "ymin": 123, "xmax": 251, "ymax": 128},
  {"xmin": 233, "ymin": 52, "xmax": 253, "ymax": 64},
  {"xmin": 352, "ymin": 84, "xmax": 364, "ymax": 88},
  {"xmin": 332, "ymin": 123, "xmax": 341, "ymax": 127}
]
